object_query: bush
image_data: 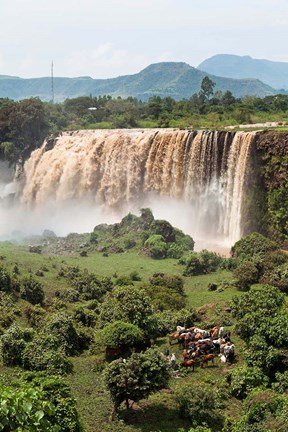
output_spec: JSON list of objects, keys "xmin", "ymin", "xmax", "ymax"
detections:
[
  {"xmin": 98, "ymin": 286, "xmax": 156, "ymax": 337},
  {"xmin": 229, "ymin": 366, "xmax": 268, "ymax": 399},
  {"xmin": 0, "ymin": 324, "xmax": 33, "ymax": 366},
  {"xmin": 156, "ymin": 308, "xmax": 197, "ymax": 335},
  {"xmin": 149, "ymin": 273, "xmax": 184, "ymax": 294},
  {"xmin": 21, "ymin": 276, "xmax": 45, "ymax": 305},
  {"xmin": 115, "ymin": 275, "xmax": 133, "ymax": 286},
  {"xmin": 21, "ymin": 373, "xmax": 83, "ymax": 431},
  {"xmin": 90, "ymin": 231, "xmax": 98, "ymax": 244},
  {"xmin": 22, "ymin": 334, "xmax": 73, "ymax": 375},
  {"xmin": 0, "ymin": 292, "xmax": 20, "ymax": 330},
  {"xmin": 231, "ymin": 389, "xmax": 288, "ymax": 432},
  {"xmin": 181, "ymin": 250, "xmax": 223, "ymax": 276},
  {"xmin": 144, "ymin": 234, "xmax": 167, "ymax": 258},
  {"xmin": 260, "ymin": 263, "xmax": 288, "ymax": 293},
  {"xmin": 233, "ymin": 262, "xmax": 260, "ymax": 290},
  {"xmin": 24, "ymin": 304, "xmax": 46, "ymax": 327},
  {"xmin": 73, "ymin": 306, "xmax": 97, "ymax": 327},
  {"xmin": 167, "ymin": 243, "xmax": 184, "ymax": 259},
  {"xmin": 232, "ymin": 232, "xmax": 278, "ymax": 259},
  {"xmin": 0, "ymin": 384, "xmax": 59, "ymax": 431},
  {"xmin": 230, "ymin": 284, "xmax": 285, "ymax": 320},
  {"xmin": 58, "ymin": 266, "xmax": 113, "ymax": 301},
  {"xmin": 144, "ymin": 285, "xmax": 186, "ymax": 311},
  {"xmin": 244, "ymin": 335, "xmax": 280, "ymax": 375},
  {"xmin": 272, "ymin": 371, "xmax": 288, "ymax": 393},
  {"xmin": 0, "ymin": 266, "xmax": 11, "ymax": 292},
  {"xmin": 45, "ymin": 313, "xmax": 79, "ymax": 355},
  {"xmin": 129, "ymin": 270, "xmax": 141, "ymax": 281},
  {"xmin": 99, "ymin": 321, "xmax": 144, "ymax": 348},
  {"xmin": 104, "ymin": 347, "xmax": 170, "ymax": 411},
  {"xmin": 150, "ymin": 219, "xmax": 176, "ymax": 242},
  {"xmin": 175, "ymin": 382, "xmax": 222, "ymax": 428}
]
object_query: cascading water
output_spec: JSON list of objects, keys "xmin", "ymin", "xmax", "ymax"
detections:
[{"xmin": 18, "ymin": 129, "xmax": 255, "ymax": 247}]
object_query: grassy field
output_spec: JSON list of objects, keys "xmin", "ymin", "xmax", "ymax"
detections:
[{"xmin": 0, "ymin": 240, "xmax": 243, "ymax": 432}]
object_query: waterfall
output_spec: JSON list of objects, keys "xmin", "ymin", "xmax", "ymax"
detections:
[{"xmin": 19, "ymin": 129, "xmax": 255, "ymax": 246}]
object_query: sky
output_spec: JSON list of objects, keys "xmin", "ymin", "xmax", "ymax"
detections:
[{"xmin": 1, "ymin": 0, "xmax": 288, "ymax": 79}]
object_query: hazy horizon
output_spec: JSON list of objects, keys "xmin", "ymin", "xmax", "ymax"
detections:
[{"xmin": 1, "ymin": 0, "xmax": 288, "ymax": 79}]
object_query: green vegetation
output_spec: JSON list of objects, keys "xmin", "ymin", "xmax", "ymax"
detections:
[
  {"xmin": 0, "ymin": 214, "xmax": 287, "ymax": 431},
  {"xmin": 0, "ymin": 62, "xmax": 281, "ymax": 103},
  {"xmin": 104, "ymin": 347, "xmax": 171, "ymax": 413},
  {"xmin": 1, "ymin": 83, "xmax": 288, "ymax": 167}
]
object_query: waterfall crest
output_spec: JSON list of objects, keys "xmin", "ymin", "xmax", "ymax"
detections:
[{"xmin": 20, "ymin": 129, "xmax": 255, "ymax": 245}]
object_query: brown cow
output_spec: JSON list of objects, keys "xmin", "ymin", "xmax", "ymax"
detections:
[
  {"xmin": 200, "ymin": 353, "xmax": 216, "ymax": 368},
  {"xmin": 179, "ymin": 359, "xmax": 196, "ymax": 371}
]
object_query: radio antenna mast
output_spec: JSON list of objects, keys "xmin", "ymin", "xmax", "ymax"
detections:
[{"xmin": 51, "ymin": 61, "xmax": 55, "ymax": 103}]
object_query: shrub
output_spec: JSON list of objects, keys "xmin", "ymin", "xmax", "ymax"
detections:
[
  {"xmin": 58, "ymin": 266, "xmax": 113, "ymax": 301},
  {"xmin": 73, "ymin": 306, "xmax": 97, "ymax": 327},
  {"xmin": 181, "ymin": 250, "xmax": 223, "ymax": 276},
  {"xmin": 175, "ymin": 382, "xmax": 222, "ymax": 428},
  {"xmin": 22, "ymin": 334, "xmax": 73, "ymax": 375},
  {"xmin": 115, "ymin": 275, "xmax": 133, "ymax": 286},
  {"xmin": 174, "ymin": 229, "xmax": 195, "ymax": 251},
  {"xmin": 99, "ymin": 286, "xmax": 155, "ymax": 337},
  {"xmin": 231, "ymin": 389, "xmax": 288, "ymax": 432},
  {"xmin": 150, "ymin": 219, "xmax": 176, "ymax": 242},
  {"xmin": 24, "ymin": 304, "xmax": 46, "ymax": 327},
  {"xmin": 272, "ymin": 371, "xmax": 288, "ymax": 393},
  {"xmin": 229, "ymin": 366, "xmax": 268, "ymax": 399},
  {"xmin": 0, "ymin": 384, "xmax": 59, "ymax": 431},
  {"xmin": 123, "ymin": 238, "xmax": 136, "ymax": 249},
  {"xmin": 99, "ymin": 321, "xmax": 144, "ymax": 348},
  {"xmin": 233, "ymin": 262, "xmax": 260, "ymax": 290},
  {"xmin": 244, "ymin": 335, "xmax": 280, "ymax": 375},
  {"xmin": 21, "ymin": 373, "xmax": 83, "ymax": 431},
  {"xmin": 0, "ymin": 324, "xmax": 33, "ymax": 366},
  {"xmin": 167, "ymin": 243, "xmax": 185, "ymax": 259},
  {"xmin": 0, "ymin": 292, "xmax": 20, "ymax": 330},
  {"xmin": 232, "ymin": 232, "xmax": 278, "ymax": 259},
  {"xmin": 260, "ymin": 263, "xmax": 288, "ymax": 293},
  {"xmin": 144, "ymin": 285, "xmax": 186, "ymax": 311},
  {"xmin": 104, "ymin": 347, "xmax": 170, "ymax": 411},
  {"xmin": 149, "ymin": 273, "xmax": 184, "ymax": 294},
  {"xmin": 144, "ymin": 234, "xmax": 167, "ymax": 258},
  {"xmin": 230, "ymin": 284, "xmax": 284, "ymax": 320},
  {"xmin": 90, "ymin": 231, "xmax": 98, "ymax": 244},
  {"xmin": 45, "ymin": 313, "xmax": 79, "ymax": 355},
  {"xmin": 21, "ymin": 276, "xmax": 45, "ymax": 305},
  {"xmin": 156, "ymin": 308, "xmax": 197, "ymax": 334},
  {"xmin": 129, "ymin": 270, "xmax": 141, "ymax": 281},
  {"xmin": 0, "ymin": 266, "xmax": 11, "ymax": 292}
]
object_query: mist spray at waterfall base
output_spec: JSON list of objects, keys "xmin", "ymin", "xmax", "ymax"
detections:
[
  {"xmin": 0, "ymin": 129, "xmax": 254, "ymax": 254},
  {"xmin": 0, "ymin": 195, "xmax": 232, "ymax": 255}
]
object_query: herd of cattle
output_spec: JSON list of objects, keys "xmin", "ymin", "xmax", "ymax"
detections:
[{"xmin": 168, "ymin": 325, "xmax": 235, "ymax": 372}]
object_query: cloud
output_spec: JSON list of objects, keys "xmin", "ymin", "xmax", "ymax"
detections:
[{"xmin": 61, "ymin": 43, "xmax": 152, "ymax": 78}]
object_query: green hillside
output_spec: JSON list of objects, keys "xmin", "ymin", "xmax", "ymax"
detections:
[
  {"xmin": 0, "ymin": 62, "xmax": 280, "ymax": 102},
  {"xmin": 198, "ymin": 54, "xmax": 288, "ymax": 90}
]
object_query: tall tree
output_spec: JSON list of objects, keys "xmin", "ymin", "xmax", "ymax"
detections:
[
  {"xmin": 104, "ymin": 347, "xmax": 170, "ymax": 413},
  {"xmin": 199, "ymin": 76, "xmax": 216, "ymax": 100}
]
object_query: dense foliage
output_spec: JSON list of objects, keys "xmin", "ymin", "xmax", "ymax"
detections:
[
  {"xmin": 1, "ymin": 84, "xmax": 288, "ymax": 169},
  {"xmin": 0, "ymin": 210, "xmax": 287, "ymax": 431},
  {"xmin": 104, "ymin": 347, "xmax": 170, "ymax": 412},
  {"xmin": 0, "ymin": 374, "xmax": 82, "ymax": 432}
]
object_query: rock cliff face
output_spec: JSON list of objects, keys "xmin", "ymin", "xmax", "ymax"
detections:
[{"xmin": 254, "ymin": 132, "xmax": 288, "ymax": 243}]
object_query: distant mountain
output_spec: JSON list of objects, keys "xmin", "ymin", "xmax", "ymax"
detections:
[
  {"xmin": 0, "ymin": 62, "xmax": 281, "ymax": 102},
  {"xmin": 198, "ymin": 54, "xmax": 288, "ymax": 90}
]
